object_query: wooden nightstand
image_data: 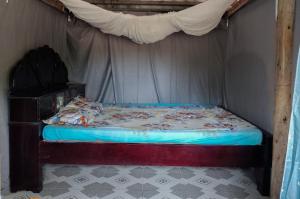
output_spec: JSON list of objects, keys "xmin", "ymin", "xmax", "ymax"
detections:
[{"xmin": 9, "ymin": 83, "xmax": 85, "ymax": 192}]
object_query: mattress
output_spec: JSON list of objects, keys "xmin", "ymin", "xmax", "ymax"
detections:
[{"xmin": 42, "ymin": 104, "xmax": 263, "ymax": 145}]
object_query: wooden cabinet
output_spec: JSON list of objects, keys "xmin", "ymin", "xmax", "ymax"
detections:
[{"xmin": 9, "ymin": 83, "xmax": 85, "ymax": 192}]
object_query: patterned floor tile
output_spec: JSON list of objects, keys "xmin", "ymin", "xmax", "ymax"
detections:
[
  {"xmin": 43, "ymin": 181, "xmax": 72, "ymax": 190},
  {"xmin": 105, "ymin": 166, "xmax": 120, "ymax": 178},
  {"xmin": 116, "ymin": 165, "xmax": 141, "ymax": 175},
  {"xmin": 142, "ymin": 167, "xmax": 157, "ymax": 179},
  {"xmin": 142, "ymin": 191, "xmax": 185, "ymax": 199},
  {"xmin": 47, "ymin": 189, "xmax": 92, "ymax": 199},
  {"xmin": 127, "ymin": 183, "xmax": 143, "ymax": 191},
  {"xmin": 154, "ymin": 176, "xmax": 173, "ymax": 187},
  {"xmin": 142, "ymin": 190, "xmax": 161, "ymax": 199},
  {"xmin": 52, "ymin": 166, "xmax": 82, "ymax": 178},
  {"xmin": 184, "ymin": 183, "xmax": 204, "ymax": 199},
  {"xmin": 81, "ymin": 182, "xmax": 115, "ymax": 198},
  {"xmin": 180, "ymin": 168, "xmax": 196, "ymax": 179},
  {"xmin": 91, "ymin": 166, "xmax": 110, "ymax": 178},
  {"xmin": 40, "ymin": 189, "xmax": 73, "ymax": 198},
  {"xmin": 3, "ymin": 165, "xmax": 269, "ymax": 199},
  {"xmin": 194, "ymin": 176, "xmax": 213, "ymax": 186},
  {"xmin": 170, "ymin": 183, "xmax": 187, "ymax": 199},
  {"xmin": 114, "ymin": 175, "xmax": 131, "ymax": 184},
  {"xmin": 102, "ymin": 189, "xmax": 140, "ymax": 199},
  {"xmin": 104, "ymin": 174, "xmax": 142, "ymax": 190},
  {"xmin": 167, "ymin": 167, "xmax": 182, "ymax": 179},
  {"xmin": 130, "ymin": 167, "xmax": 145, "ymax": 179},
  {"xmin": 143, "ymin": 174, "xmax": 185, "ymax": 191},
  {"xmin": 214, "ymin": 184, "xmax": 249, "ymax": 199},
  {"xmin": 200, "ymin": 193, "xmax": 227, "ymax": 199},
  {"xmin": 142, "ymin": 183, "xmax": 159, "ymax": 191},
  {"xmin": 126, "ymin": 184, "xmax": 143, "ymax": 199},
  {"xmin": 73, "ymin": 175, "xmax": 90, "ymax": 184},
  {"xmin": 204, "ymin": 168, "xmax": 234, "ymax": 180}
]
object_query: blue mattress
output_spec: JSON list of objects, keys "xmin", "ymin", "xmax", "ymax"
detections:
[
  {"xmin": 43, "ymin": 125, "xmax": 262, "ymax": 145},
  {"xmin": 42, "ymin": 103, "xmax": 262, "ymax": 145}
]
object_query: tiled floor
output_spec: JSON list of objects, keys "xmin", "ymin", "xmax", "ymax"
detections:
[{"xmin": 3, "ymin": 165, "xmax": 269, "ymax": 199}]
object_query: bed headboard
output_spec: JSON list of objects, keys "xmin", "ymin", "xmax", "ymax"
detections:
[{"xmin": 9, "ymin": 45, "xmax": 69, "ymax": 97}]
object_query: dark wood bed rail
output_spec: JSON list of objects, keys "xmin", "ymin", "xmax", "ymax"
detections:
[{"xmin": 40, "ymin": 142, "xmax": 262, "ymax": 167}]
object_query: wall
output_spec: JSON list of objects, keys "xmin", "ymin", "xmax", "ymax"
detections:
[
  {"xmin": 224, "ymin": 0, "xmax": 276, "ymax": 132},
  {"xmin": 0, "ymin": 0, "xmax": 66, "ymax": 191}
]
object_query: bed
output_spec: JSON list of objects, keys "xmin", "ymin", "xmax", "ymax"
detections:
[
  {"xmin": 9, "ymin": 85, "xmax": 272, "ymax": 196},
  {"xmin": 43, "ymin": 102, "xmax": 263, "ymax": 146}
]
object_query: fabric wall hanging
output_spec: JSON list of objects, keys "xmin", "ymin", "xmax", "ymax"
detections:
[{"xmin": 59, "ymin": 0, "xmax": 233, "ymax": 44}]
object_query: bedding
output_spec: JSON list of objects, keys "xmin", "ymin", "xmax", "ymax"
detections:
[
  {"xmin": 43, "ymin": 100, "xmax": 262, "ymax": 145},
  {"xmin": 44, "ymin": 97, "xmax": 103, "ymax": 126}
]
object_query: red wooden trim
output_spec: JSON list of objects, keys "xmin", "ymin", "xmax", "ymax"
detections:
[{"xmin": 40, "ymin": 142, "xmax": 262, "ymax": 167}]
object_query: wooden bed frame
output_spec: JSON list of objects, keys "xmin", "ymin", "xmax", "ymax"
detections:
[{"xmin": 9, "ymin": 84, "xmax": 272, "ymax": 196}]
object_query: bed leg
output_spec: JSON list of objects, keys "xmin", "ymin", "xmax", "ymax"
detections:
[
  {"xmin": 255, "ymin": 166, "xmax": 271, "ymax": 196},
  {"xmin": 9, "ymin": 123, "xmax": 43, "ymax": 193},
  {"xmin": 255, "ymin": 131, "xmax": 272, "ymax": 196}
]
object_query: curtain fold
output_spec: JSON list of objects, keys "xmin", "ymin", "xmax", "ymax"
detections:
[
  {"xmin": 65, "ymin": 21, "xmax": 113, "ymax": 101},
  {"xmin": 149, "ymin": 45, "xmax": 161, "ymax": 103}
]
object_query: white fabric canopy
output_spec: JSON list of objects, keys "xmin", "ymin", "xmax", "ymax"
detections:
[{"xmin": 59, "ymin": 0, "xmax": 233, "ymax": 44}]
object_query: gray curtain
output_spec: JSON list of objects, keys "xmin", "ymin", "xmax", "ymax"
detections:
[
  {"xmin": 224, "ymin": 0, "xmax": 276, "ymax": 132},
  {"xmin": 65, "ymin": 20, "xmax": 227, "ymax": 105}
]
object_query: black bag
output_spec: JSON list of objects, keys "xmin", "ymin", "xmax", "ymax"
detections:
[{"xmin": 10, "ymin": 45, "xmax": 68, "ymax": 95}]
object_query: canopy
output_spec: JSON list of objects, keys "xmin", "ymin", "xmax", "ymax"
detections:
[{"xmin": 59, "ymin": 0, "xmax": 233, "ymax": 44}]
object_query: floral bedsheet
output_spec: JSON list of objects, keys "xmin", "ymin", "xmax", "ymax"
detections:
[{"xmin": 44, "ymin": 97, "xmax": 257, "ymax": 132}]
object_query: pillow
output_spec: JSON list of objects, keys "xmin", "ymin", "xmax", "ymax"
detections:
[{"xmin": 43, "ymin": 96, "xmax": 103, "ymax": 126}]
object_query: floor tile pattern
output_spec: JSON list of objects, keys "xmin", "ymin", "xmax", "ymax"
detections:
[{"xmin": 3, "ymin": 165, "xmax": 269, "ymax": 199}]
